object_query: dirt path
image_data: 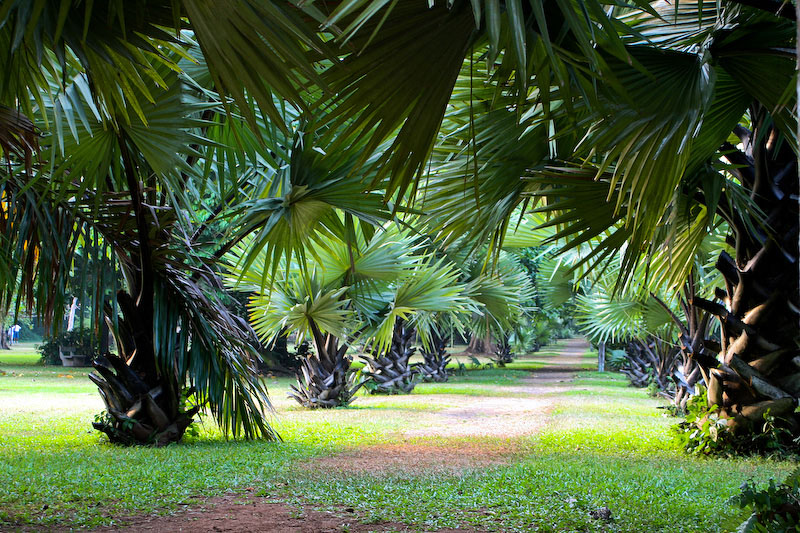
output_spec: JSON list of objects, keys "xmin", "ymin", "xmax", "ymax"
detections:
[
  {"xmin": 305, "ymin": 337, "xmax": 592, "ymax": 474},
  {"xmin": 92, "ymin": 338, "xmax": 593, "ymax": 533},
  {"xmin": 93, "ymin": 494, "xmax": 481, "ymax": 533}
]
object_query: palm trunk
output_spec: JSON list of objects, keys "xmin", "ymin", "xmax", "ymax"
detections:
[
  {"xmin": 491, "ymin": 333, "xmax": 514, "ymax": 366},
  {"xmin": 684, "ymin": 114, "xmax": 800, "ymax": 439},
  {"xmin": 288, "ymin": 320, "xmax": 362, "ymax": 408},
  {"xmin": 0, "ymin": 325, "xmax": 9, "ymax": 350},
  {"xmin": 360, "ymin": 319, "xmax": 419, "ymax": 394},
  {"xmin": 467, "ymin": 332, "xmax": 496, "ymax": 354},
  {"xmin": 419, "ymin": 329, "xmax": 451, "ymax": 383}
]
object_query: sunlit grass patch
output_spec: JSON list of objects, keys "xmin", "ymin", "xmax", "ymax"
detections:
[
  {"xmin": 0, "ymin": 365, "xmax": 95, "ymax": 395},
  {"xmin": 411, "ymin": 383, "xmax": 531, "ymax": 398},
  {"xmin": 286, "ymin": 451, "xmax": 788, "ymax": 533},
  {"xmin": 0, "ymin": 344, "xmax": 42, "ymax": 366}
]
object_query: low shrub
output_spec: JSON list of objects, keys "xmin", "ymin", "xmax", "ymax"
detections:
[
  {"xmin": 732, "ymin": 467, "xmax": 800, "ymax": 532},
  {"xmin": 37, "ymin": 330, "xmax": 101, "ymax": 365},
  {"xmin": 673, "ymin": 387, "xmax": 799, "ymax": 457}
]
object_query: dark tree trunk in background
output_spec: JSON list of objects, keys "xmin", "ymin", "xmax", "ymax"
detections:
[
  {"xmin": 598, "ymin": 341, "xmax": 606, "ymax": 372},
  {"xmin": 0, "ymin": 326, "xmax": 9, "ymax": 350},
  {"xmin": 467, "ymin": 333, "xmax": 496, "ymax": 354}
]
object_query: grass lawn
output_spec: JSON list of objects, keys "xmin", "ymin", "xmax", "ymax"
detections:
[
  {"xmin": 0, "ymin": 342, "xmax": 790, "ymax": 532},
  {"xmin": 0, "ymin": 342, "xmax": 42, "ymax": 366}
]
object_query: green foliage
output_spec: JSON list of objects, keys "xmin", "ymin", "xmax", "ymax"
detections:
[
  {"xmin": 463, "ymin": 250, "xmax": 536, "ymax": 343},
  {"xmin": 606, "ymin": 349, "xmax": 628, "ymax": 370},
  {"xmin": 673, "ymin": 389, "xmax": 799, "ymax": 458},
  {"xmin": 466, "ymin": 355, "xmax": 495, "ymax": 371},
  {"xmin": 733, "ymin": 468, "xmax": 800, "ymax": 533},
  {"xmin": 37, "ymin": 330, "xmax": 100, "ymax": 366},
  {"xmin": 361, "ymin": 374, "xmax": 420, "ymax": 396},
  {"xmin": 673, "ymin": 390, "xmax": 738, "ymax": 456}
]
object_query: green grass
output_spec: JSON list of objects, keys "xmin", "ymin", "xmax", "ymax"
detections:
[
  {"xmin": 288, "ymin": 453, "xmax": 780, "ymax": 532},
  {"xmin": 0, "ymin": 342, "xmax": 42, "ymax": 366},
  {"xmin": 0, "ymin": 343, "xmax": 792, "ymax": 532}
]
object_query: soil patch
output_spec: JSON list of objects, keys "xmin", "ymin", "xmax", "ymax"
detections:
[
  {"xmin": 304, "ymin": 338, "xmax": 593, "ymax": 475},
  {"xmin": 299, "ymin": 440, "xmax": 519, "ymax": 476},
  {"xmin": 89, "ymin": 492, "xmax": 484, "ymax": 532}
]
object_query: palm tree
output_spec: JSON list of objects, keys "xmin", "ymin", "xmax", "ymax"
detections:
[
  {"xmin": 302, "ymin": 1, "xmax": 798, "ymax": 440},
  {"xmin": 0, "ymin": 8, "xmax": 282, "ymax": 444},
  {"xmin": 462, "ymin": 250, "xmax": 536, "ymax": 355},
  {"xmin": 227, "ymin": 220, "xmax": 472, "ymax": 403}
]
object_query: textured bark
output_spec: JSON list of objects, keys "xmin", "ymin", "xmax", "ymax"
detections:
[
  {"xmin": 360, "ymin": 319, "xmax": 419, "ymax": 394},
  {"xmin": 681, "ymin": 115, "xmax": 800, "ymax": 437},
  {"xmin": 621, "ymin": 337, "xmax": 681, "ymax": 393},
  {"xmin": 466, "ymin": 333, "xmax": 496, "ymax": 354},
  {"xmin": 90, "ymin": 279, "xmax": 201, "ymax": 446},
  {"xmin": 90, "ymin": 351, "xmax": 198, "ymax": 446},
  {"xmin": 288, "ymin": 325, "xmax": 362, "ymax": 408},
  {"xmin": 418, "ymin": 331, "xmax": 451, "ymax": 383}
]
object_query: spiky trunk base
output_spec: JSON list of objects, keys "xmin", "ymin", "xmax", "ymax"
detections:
[
  {"xmin": 621, "ymin": 338, "xmax": 680, "ymax": 393},
  {"xmin": 491, "ymin": 339, "xmax": 514, "ymax": 367},
  {"xmin": 418, "ymin": 335, "xmax": 451, "ymax": 383},
  {"xmin": 90, "ymin": 354, "xmax": 197, "ymax": 446},
  {"xmin": 288, "ymin": 334, "xmax": 362, "ymax": 408},
  {"xmin": 361, "ymin": 321, "xmax": 419, "ymax": 394}
]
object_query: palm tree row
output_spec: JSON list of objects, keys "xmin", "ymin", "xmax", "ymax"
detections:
[{"xmin": 1, "ymin": 1, "xmax": 795, "ymax": 444}]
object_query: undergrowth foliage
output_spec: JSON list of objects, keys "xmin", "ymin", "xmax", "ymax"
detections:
[
  {"xmin": 37, "ymin": 330, "xmax": 100, "ymax": 365},
  {"xmin": 733, "ymin": 468, "xmax": 800, "ymax": 532},
  {"xmin": 673, "ymin": 388, "xmax": 799, "ymax": 457}
]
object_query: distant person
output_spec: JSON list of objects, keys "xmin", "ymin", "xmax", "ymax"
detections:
[{"xmin": 12, "ymin": 324, "xmax": 21, "ymax": 344}]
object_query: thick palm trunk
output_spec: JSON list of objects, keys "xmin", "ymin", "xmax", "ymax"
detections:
[
  {"xmin": 418, "ymin": 330, "xmax": 451, "ymax": 383},
  {"xmin": 467, "ymin": 333, "xmax": 495, "ymax": 354},
  {"xmin": 288, "ymin": 323, "xmax": 362, "ymax": 408},
  {"xmin": 684, "ymin": 116, "xmax": 800, "ymax": 439},
  {"xmin": 90, "ymin": 274, "xmax": 197, "ymax": 446},
  {"xmin": 361, "ymin": 319, "xmax": 419, "ymax": 394}
]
